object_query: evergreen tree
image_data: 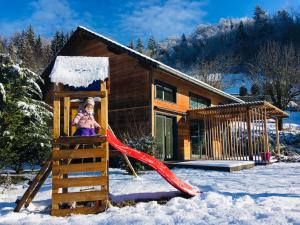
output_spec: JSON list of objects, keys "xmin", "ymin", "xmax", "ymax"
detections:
[
  {"xmin": 128, "ymin": 40, "xmax": 135, "ymax": 49},
  {"xmin": 239, "ymin": 85, "xmax": 248, "ymax": 96},
  {"xmin": 181, "ymin": 33, "xmax": 187, "ymax": 45},
  {"xmin": 17, "ymin": 31, "xmax": 34, "ymax": 69},
  {"xmin": 251, "ymin": 83, "xmax": 260, "ymax": 95},
  {"xmin": 0, "ymin": 39, "xmax": 5, "ymax": 54},
  {"xmin": 253, "ymin": 5, "xmax": 268, "ymax": 28},
  {"xmin": 26, "ymin": 25, "xmax": 35, "ymax": 48},
  {"xmin": 136, "ymin": 37, "xmax": 144, "ymax": 53},
  {"xmin": 51, "ymin": 31, "xmax": 67, "ymax": 57},
  {"xmin": 0, "ymin": 54, "xmax": 52, "ymax": 172},
  {"xmin": 34, "ymin": 35, "xmax": 44, "ymax": 73},
  {"xmin": 147, "ymin": 35, "xmax": 158, "ymax": 57}
]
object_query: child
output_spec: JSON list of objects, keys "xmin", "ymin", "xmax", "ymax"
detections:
[
  {"xmin": 70, "ymin": 97, "xmax": 102, "ymax": 208},
  {"xmin": 72, "ymin": 97, "xmax": 102, "ymax": 136}
]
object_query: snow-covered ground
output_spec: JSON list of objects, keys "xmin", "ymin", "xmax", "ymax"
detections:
[{"xmin": 1, "ymin": 163, "xmax": 300, "ymax": 225}]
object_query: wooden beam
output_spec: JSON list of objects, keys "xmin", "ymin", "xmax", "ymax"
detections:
[
  {"xmin": 52, "ymin": 176, "xmax": 107, "ymax": 189},
  {"xmin": 52, "ymin": 162, "xmax": 106, "ymax": 175},
  {"xmin": 53, "ymin": 135, "xmax": 106, "ymax": 145},
  {"xmin": 53, "ymin": 91, "xmax": 103, "ymax": 98},
  {"xmin": 52, "ymin": 148, "xmax": 106, "ymax": 160},
  {"xmin": 52, "ymin": 190, "xmax": 107, "ymax": 204}
]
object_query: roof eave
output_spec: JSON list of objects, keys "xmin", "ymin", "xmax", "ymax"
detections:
[{"xmin": 75, "ymin": 25, "xmax": 244, "ymax": 103}]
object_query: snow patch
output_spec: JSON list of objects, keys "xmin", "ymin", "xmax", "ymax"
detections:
[{"xmin": 50, "ymin": 56, "xmax": 109, "ymax": 87}]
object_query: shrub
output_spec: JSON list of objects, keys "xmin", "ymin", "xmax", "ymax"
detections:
[{"xmin": 119, "ymin": 133, "xmax": 158, "ymax": 174}]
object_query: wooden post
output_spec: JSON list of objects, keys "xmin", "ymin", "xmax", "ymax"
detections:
[
  {"xmin": 263, "ymin": 108, "xmax": 269, "ymax": 153},
  {"xmin": 63, "ymin": 97, "xmax": 70, "ymax": 136},
  {"xmin": 52, "ymin": 98, "xmax": 60, "ymax": 214},
  {"xmin": 246, "ymin": 108, "xmax": 253, "ymax": 161},
  {"xmin": 275, "ymin": 118, "xmax": 280, "ymax": 155},
  {"xmin": 63, "ymin": 97, "xmax": 70, "ymax": 193},
  {"xmin": 100, "ymin": 80, "xmax": 109, "ymax": 207}
]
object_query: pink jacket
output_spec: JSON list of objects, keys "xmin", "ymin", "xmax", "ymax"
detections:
[{"xmin": 72, "ymin": 108, "xmax": 101, "ymax": 129}]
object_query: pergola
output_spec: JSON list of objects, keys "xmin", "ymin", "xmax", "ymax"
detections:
[{"xmin": 188, "ymin": 101, "xmax": 288, "ymax": 161}]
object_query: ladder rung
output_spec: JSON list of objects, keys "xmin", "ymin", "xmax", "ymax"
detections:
[
  {"xmin": 52, "ymin": 149, "xmax": 106, "ymax": 160},
  {"xmin": 52, "ymin": 190, "xmax": 107, "ymax": 204},
  {"xmin": 52, "ymin": 176, "xmax": 107, "ymax": 188}
]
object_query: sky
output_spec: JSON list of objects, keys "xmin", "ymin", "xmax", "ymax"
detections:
[{"xmin": 0, "ymin": 0, "xmax": 299, "ymax": 45}]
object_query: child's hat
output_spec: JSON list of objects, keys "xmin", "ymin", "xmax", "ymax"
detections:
[{"xmin": 85, "ymin": 97, "xmax": 95, "ymax": 106}]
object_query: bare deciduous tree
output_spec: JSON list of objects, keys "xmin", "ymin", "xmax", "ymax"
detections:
[
  {"xmin": 247, "ymin": 41, "xmax": 300, "ymax": 110},
  {"xmin": 191, "ymin": 54, "xmax": 238, "ymax": 89}
]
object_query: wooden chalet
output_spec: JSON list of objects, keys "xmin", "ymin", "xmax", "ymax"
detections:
[{"xmin": 42, "ymin": 26, "xmax": 288, "ymax": 162}]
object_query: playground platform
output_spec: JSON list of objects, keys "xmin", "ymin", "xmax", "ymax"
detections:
[{"xmin": 165, "ymin": 160, "xmax": 255, "ymax": 172}]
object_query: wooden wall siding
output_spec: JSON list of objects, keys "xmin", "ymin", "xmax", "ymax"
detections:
[
  {"xmin": 152, "ymin": 69, "xmax": 232, "ymax": 160},
  {"xmin": 109, "ymin": 107, "xmax": 152, "ymax": 138},
  {"xmin": 44, "ymin": 31, "xmax": 241, "ymax": 161}
]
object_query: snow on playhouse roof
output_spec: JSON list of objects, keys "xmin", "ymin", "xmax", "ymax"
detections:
[{"xmin": 50, "ymin": 56, "xmax": 109, "ymax": 87}]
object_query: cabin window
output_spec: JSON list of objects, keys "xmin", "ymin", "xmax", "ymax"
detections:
[
  {"xmin": 155, "ymin": 81, "xmax": 176, "ymax": 103},
  {"xmin": 190, "ymin": 93, "xmax": 211, "ymax": 109}
]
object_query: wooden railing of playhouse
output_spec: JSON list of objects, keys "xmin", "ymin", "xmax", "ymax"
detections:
[{"xmin": 51, "ymin": 81, "xmax": 109, "ymax": 216}]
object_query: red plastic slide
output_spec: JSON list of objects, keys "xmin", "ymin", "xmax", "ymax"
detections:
[{"xmin": 106, "ymin": 129, "xmax": 199, "ymax": 196}]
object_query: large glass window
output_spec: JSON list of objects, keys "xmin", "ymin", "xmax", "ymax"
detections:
[
  {"xmin": 189, "ymin": 93, "xmax": 211, "ymax": 109},
  {"xmin": 155, "ymin": 81, "xmax": 176, "ymax": 103},
  {"xmin": 190, "ymin": 120, "xmax": 206, "ymax": 158}
]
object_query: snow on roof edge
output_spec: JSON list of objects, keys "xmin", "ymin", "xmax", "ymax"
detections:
[
  {"xmin": 50, "ymin": 56, "xmax": 109, "ymax": 88},
  {"xmin": 77, "ymin": 26, "xmax": 244, "ymax": 103}
]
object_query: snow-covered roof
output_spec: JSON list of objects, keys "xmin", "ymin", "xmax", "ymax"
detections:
[
  {"xmin": 50, "ymin": 56, "xmax": 109, "ymax": 88},
  {"xmin": 76, "ymin": 26, "xmax": 244, "ymax": 103}
]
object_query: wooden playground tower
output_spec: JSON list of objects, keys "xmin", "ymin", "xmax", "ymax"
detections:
[
  {"xmin": 14, "ymin": 80, "xmax": 110, "ymax": 216},
  {"xmin": 51, "ymin": 80, "xmax": 109, "ymax": 216}
]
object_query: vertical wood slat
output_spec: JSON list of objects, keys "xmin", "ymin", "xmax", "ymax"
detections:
[
  {"xmin": 64, "ymin": 97, "xmax": 70, "ymax": 136},
  {"xmin": 239, "ymin": 112, "xmax": 242, "ymax": 160},
  {"xmin": 237, "ymin": 112, "xmax": 240, "ymax": 160},
  {"xmin": 71, "ymin": 107, "xmax": 77, "ymax": 136},
  {"xmin": 257, "ymin": 108, "xmax": 261, "ymax": 161},
  {"xmin": 242, "ymin": 110, "xmax": 247, "ymax": 160},
  {"xmin": 63, "ymin": 97, "xmax": 70, "ymax": 193},
  {"xmin": 53, "ymin": 99, "xmax": 61, "ymax": 139},
  {"xmin": 257, "ymin": 109, "xmax": 263, "ymax": 161},
  {"xmin": 263, "ymin": 107, "xmax": 269, "ymax": 154},
  {"xmin": 213, "ymin": 114, "xmax": 217, "ymax": 159},
  {"xmin": 233, "ymin": 116, "xmax": 237, "ymax": 160},
  {"xmin": 275, "ymin": 118, "xmax": 280, "ymax": 155},
  {"xmin": 204, "ymin": 113, "xmax": 208, "ymax": 159},
  {"xmin": 221, "ymin": 117, "xmax": 224, "ymax": 160},
  {"xmin": 251, "ymin": 109, "xmax": 256, "ymax": 161},
  {"xmin": 215, "ymin": 114, "xmax": 219, "ymax": 160},
  {"xmin": 100, "ymin": 81, "xmax": 109, "ymax": 204},
  {"xmin": 209, "ymin": 114, "xmax": 212, "ymax": 159},
  {"xmin": 52, "ymin": 98, "xmax": 60, "ymax": 212},
  {"xmin": 246, "ymin": 108, "xmax": 253, "ymax": 161},
  {"xmin": 253, "ymin": 108, "xmax": 257, "ymax": 161}
]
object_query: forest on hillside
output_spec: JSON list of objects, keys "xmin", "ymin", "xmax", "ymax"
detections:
[{"xmin": 0, "ymin": 5, "xmax": 299, "ymax": 111}]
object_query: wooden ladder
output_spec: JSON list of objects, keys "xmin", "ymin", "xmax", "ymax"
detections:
[{"xmin": 14, "ymin": 157, "xmax": 52, "ymax": 212}]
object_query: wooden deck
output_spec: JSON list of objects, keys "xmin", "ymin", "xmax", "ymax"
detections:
[{"xmin": 165, "ymin": 160, "xmax": 255, "ymax": 172}]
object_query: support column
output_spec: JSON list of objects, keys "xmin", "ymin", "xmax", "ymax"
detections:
[
  {"xmin": 263, "ymin": 108, "xmax": 269, "ymax": 153},
  {"xmin": 51, "ymin": 98, "xmax": 60, "ymax": 214},
  {"xmin": 246, "ymin": 108, "xmax": 253, "ymax": 161},
  {"xmin": 275, "ymin": 118, "xmax": 280, "ymax": 155},
  {"xmin": 100, "ymin": 80, "xmax": 109, "ymax": 207}
]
